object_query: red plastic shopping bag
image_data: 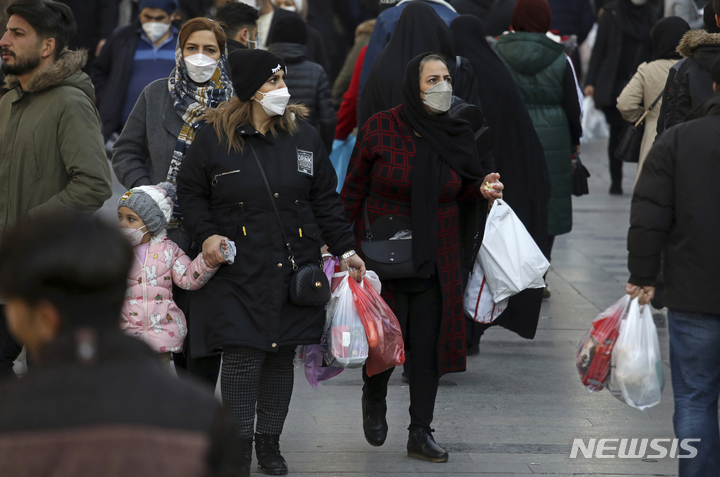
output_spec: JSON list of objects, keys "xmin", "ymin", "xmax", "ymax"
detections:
[
  {"xmin": 576, "ymin": 295, "xmax": 630, "ymax": 392},
  {"xmin": 349, "ymin": 272, "xmax": 405, "ymax": 377}
]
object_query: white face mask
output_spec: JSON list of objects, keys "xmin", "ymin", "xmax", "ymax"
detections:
[
  {"xmin": 630, "ymin": 0, "xmax": 647, "ymax": 4},
  {"xmin": 142, "ymin": 22, "xmax": 170, "ymax": 42},
  {"xmin": 280, "ymin": 5, "xmax": 297, "ymax": 11},
  {"xmin": 422, "ymin": 81, "xmax": 452, "ymax": 114},
  {"xmin": 254, "ymin": 87, "xmax": 291, "ymax": 116},
  {"xmin": 121, "ymin": 225, "xmax": 148, "ymax": 247},
  {"xmin": 184, "ymin": 53, "xmax": 218, "ymax": 83}
]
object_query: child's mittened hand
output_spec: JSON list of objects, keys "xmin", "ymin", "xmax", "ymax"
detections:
[{"xmin": 202, "ymin": 234, "xmax": 229, "ymax": 268}]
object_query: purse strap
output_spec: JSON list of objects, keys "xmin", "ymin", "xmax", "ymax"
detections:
[
  {"xmin": 249, "ymin": 143, "xmax": 298, "ymax": 270},
  {"xmin": 633, "ymin": 91, "xmax": 664, "ymax": 128},
  {"xmin": 363, "ymin": 199, "xmax": 373, "ymax": 241}
]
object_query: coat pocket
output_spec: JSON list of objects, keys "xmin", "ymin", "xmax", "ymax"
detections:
[{"xmin": 24, "ymin": 133, "xmax": 40, "ymax": 181}]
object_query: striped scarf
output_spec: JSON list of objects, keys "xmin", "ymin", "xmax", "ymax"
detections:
[{"xmin": 166, "ymin": 42, "xmax": 234, "ymax": 222}]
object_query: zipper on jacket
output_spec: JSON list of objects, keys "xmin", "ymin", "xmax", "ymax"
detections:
[
  {"xmin": 141, "ymin": 247, "xmax": 149, "ymax": 344},
  {"xmin": 239, "ymin": 202, "xmax": 247, "ymax": 236},
  {"xmin": 130, "ymin": 246, "xmax": 150, "ymax": 343},
  {"xmin": 212, "ymin": 169, "xmax": 241, "ymax": 186},
  {"xmin": 295, "ymin": 200, "xmax": 303, "ymax": 237}
]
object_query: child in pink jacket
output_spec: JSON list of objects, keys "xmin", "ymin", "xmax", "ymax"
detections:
[{"xmin": 117, "ymin": 182, "xmax": 218, "ymax": 364}]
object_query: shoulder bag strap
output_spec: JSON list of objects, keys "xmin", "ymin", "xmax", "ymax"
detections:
[
  {"xmin": 249, "ymin": 143, "xmax": 298, "ymax": 270},
  {"xmin": 633, "ymin": 91, "xmax": 665, "ymax": 128},
  {"xmin": 363, "ymin": 199, "xmax": 373, "ymax": 240}
]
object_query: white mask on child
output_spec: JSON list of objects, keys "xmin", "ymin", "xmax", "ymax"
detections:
[{"xmin": 121, "ymin": 225, "xmax": 148, "ymax": 246}]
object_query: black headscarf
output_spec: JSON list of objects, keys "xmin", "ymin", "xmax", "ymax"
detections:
[
  {"xmin": 616, "ymin": 0, "xmax": 657, "ymax": 41},
  {"xmin": 401, "ymin": 53, "xmax": 485, "ymax": 275},
  {"xmin": 451, "ymin": 15, "xmax": 550, "ymax": 339},
  {"xmin": 651, "ymin": 16, "xmax": 690, "ymax": 60},
  {"xmin": 359, "ymin": 2, "xmax": 455, "ymax": 128}
]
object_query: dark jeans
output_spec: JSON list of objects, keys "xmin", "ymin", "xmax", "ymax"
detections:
[
  {"xmin": 363, "ymin": 279, "xmax": 442, "ymax": 432},
  {"xmin": 0, "ymin": 306, "xmax": 22, "ymax": 379},
  {"xmin": 668, "ymin": 309, "xmax": 720, "ymax": 476}
]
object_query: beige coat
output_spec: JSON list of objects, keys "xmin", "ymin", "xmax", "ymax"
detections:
[{"xmin": 617, "ymin": 59, "xmax": 678, "ymax": 178}]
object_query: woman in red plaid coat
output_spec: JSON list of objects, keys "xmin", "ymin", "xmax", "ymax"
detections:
[{"xmin": 341, "ymin": 53, "xmax": 503, "ymax": 463}]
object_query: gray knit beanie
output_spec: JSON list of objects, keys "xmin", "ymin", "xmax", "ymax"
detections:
[{"xmin": 117, "ymin": 182, "xmax": 176, "ymax": 235}]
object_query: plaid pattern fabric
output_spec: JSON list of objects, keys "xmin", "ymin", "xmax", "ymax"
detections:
[
  {"xmin": 341, "ymin": 107, "xmax": 470, "ymax": 376},
  {"xmin": 221, "ymin": 345, "xmax": 295, "ymax": 439}
]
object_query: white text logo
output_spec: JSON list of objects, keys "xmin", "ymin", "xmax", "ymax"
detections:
[{"xmin": 570, "ymin": 438, "xmax": 700, "ymax": 459}]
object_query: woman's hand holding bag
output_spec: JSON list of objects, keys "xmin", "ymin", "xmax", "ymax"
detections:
[
  {"xmin": 339, "ymin": 253, "xmax": 366, "ymax": 282},
  {"xmin": 480, "ymin": 172, "xmax": 504, "ymax": 202}
]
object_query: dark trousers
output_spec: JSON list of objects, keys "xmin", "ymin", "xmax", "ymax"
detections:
[
  {"xmin": 0, "ymin": 306, "xmax": 22, "ymax": 379},
  {"xmin": 608, "ymin": 124, "xmax": 625, "ymax": 188},
  {"xmin": 362, "ymin": 279, "xmax": 443, "ymax": 432},
  {"xmin": 603, "ymin": 106, "xmax": 626, "ymax": 189},
  {"xmin": 545, "ymin": 235, "xmax": 556, "ymax": 263},
  {"xmin": 171, "ymin": 284, "xmax": 221, "ymax": 390},
  {"xmin": 221, "ymin": 345, "xmax": 296, "ymax": 440}
]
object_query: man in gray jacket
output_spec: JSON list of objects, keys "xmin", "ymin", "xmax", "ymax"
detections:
[{"xmin": 0, "ymin": 0, "xmax": 112, "ymax": 378}]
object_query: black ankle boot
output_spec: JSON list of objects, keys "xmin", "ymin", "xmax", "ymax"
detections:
[
  {"xmin": 255, "ymin": 433, "xmax": 288, "ymax": 475},
  {"xmin": 407, "ymin": 428, "xmax": 449, "ymax": 463},
  {"xmin": 362, "ymin": 396, "xmax": 388, "ymax": 446},
  {"xmin": 239, "ymin": 437, "xmax": 253, "ymax": 477}
]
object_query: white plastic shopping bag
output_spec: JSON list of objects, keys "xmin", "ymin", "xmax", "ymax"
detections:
[
  {"xmin": 581, "ymin": 96, "xmax": 609, "ymax": 141},
  {"xmin": 464, "ymin": 258, "xmax": 509, "ymax": 323},
  {"xmin": 478, "ymin": 200, "xmax": 550, "ymax": 303},
  {"xmin": 323, "ymin": 272, "xmax": 368, "ymax": 368},
  {"xmin": 607, "ymin": 297, "xmax": 664, "ymax": 410}
]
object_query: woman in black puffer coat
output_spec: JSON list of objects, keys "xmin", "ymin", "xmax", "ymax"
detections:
[{"xmin": 267, "ymin": 12, "xmax": 336, "ymax": 153}]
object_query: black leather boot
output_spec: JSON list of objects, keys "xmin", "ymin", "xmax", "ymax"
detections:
[
  {"xmin": 239, "ymin": 437, "xmax": 253, "ymax": 477},
  {"xmin": 255, "ymin": 433, "xmax": 288, "ymax": 475},
  {"xmin": 362, "ymin": 396, "xmax": 388, "ymax": 446},
  {"xmin": 407, "ymin": 428, "xmax": 449, "ymax": 463}
]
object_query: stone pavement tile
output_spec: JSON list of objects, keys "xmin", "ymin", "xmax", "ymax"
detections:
[{"xmin": 269, "ymin": 453, "xmax": 532, "ymax": 474}]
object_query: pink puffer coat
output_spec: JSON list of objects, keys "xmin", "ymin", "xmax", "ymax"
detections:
[{"xmin": 121, "ymin": 233, "xmax": 218, "ymax": 353}]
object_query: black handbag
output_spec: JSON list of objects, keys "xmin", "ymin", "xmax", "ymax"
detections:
[
  {"xmin": 249, "ymin": 144, "xmax": 330, "ymax": 307},
  {"xmin": 359, "ymin": 200, "xmax": 429, "ymax": 281},
  {"xmin": 615, "ymin": 92, "xmax": 663, "ymax": 164},
  {"xmin": 571, "ymin": 151, "xmax": 590, "ymax": 197}
]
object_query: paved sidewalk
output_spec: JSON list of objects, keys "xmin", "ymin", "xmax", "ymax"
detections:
[{"xmin": 271, "ymin": 139, "xmax": 678, "ymax": 476}]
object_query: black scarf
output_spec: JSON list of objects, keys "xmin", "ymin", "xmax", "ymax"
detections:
[
  {"xmin": 651, "ymin": 16, "xmax": 690, "ymax": 60},
  {"xmin": 615, "ymin": 0, "xmax": 657, "ymax": 41},
  {"xmin": 401, "ymin": 53, "xmax": 485, "ymax": 274},
  {"xmin": 450, "ymin": 15, "xmax": 551, "ymax": 339},
  {"xmin": 359, "ymin": 1, "xmax": 455, "ymax": 128}
]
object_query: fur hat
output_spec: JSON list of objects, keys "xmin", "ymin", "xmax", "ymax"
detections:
[{"xmin": 117, "ymin": 182, "xmax": 176, "ymax": 235}]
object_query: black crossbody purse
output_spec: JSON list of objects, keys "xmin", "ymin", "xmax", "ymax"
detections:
[
  {"xmin": 249, "ymin": 144, "xmax": 330, "ymax": 307},
  {"xmin": 359, "ymin": 199, "xmax": 429, "ymax": 281},
  {"xmin": 615, "ymin": 91, "xmax": 663, "ymax": 164}
]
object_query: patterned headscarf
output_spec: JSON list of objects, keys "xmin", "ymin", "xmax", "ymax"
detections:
[
  {"xmin": 166, "ymin": 37, "xmax": 234, "ymax": 223},
  {"xmin": 166, "ymin": 40, "xmax": 234, "ymax": 178}
]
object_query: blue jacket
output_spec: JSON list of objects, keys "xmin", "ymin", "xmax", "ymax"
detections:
[{"xmin": 357, "ymin": 0, "xmax": 458, "ymax": 118}]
